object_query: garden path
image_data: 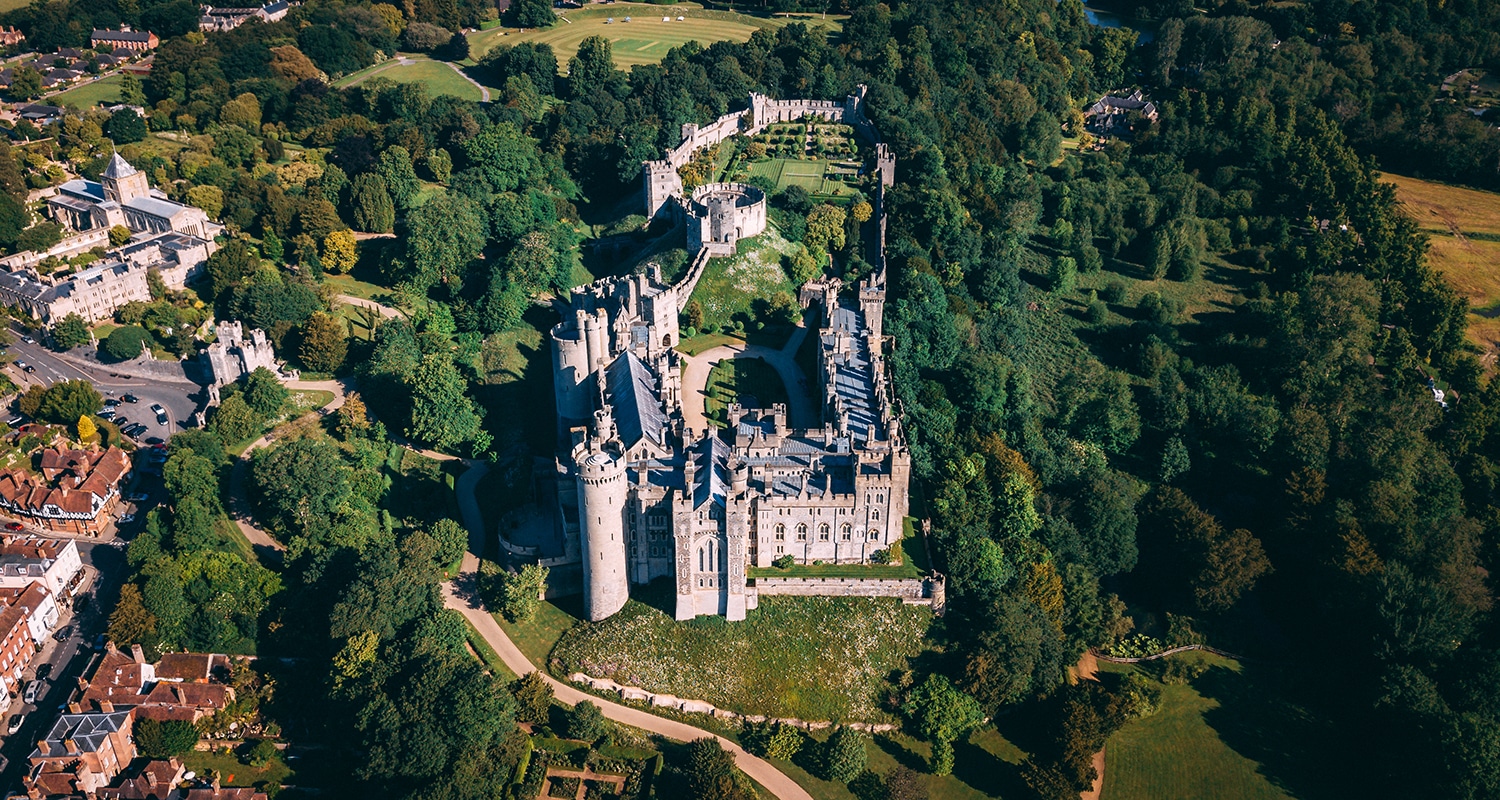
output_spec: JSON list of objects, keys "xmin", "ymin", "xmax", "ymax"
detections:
[
  {"xmin": 443, "ymin": 461, "xmax": 815, "ymax": 800},
  {"xmin": 335, "ymin": 294, "xmax": 403, "ymax": 320}
]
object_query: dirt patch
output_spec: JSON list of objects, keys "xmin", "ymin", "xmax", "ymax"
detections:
[{"xmin": 1081, "ymin": 746, "xmax": 1106, "ymax": 800}]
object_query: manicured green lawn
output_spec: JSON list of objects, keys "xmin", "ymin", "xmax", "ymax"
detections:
[
  {"xmin": 677, "ymin": 331, "xmax": 746, "ymax": 356},
  {"xmin": 772, "ymin": 727, "xmax": 1028, "ymax": 800},
  {"xmin": 740, "ymin": 157, "xmax": 858, "ymax": 197},
  {"xmin": 551, "ymin": 584, "xmax": 931, "ymax": 722},
  {"xmin": 495, "ymin": 596, "xmax": 581, "ymax": 669},
  {"xmin": 705, "ymin": 356, "xmax": 788, "ymax": 426},
  {"xmin": 325, "ymin": 274, "xmax": 398, "ymax": 303},
  {"xmin": 335, "ymin": 57, "xmax": 483, "ymax": 101},
  {"xmin": 182, "ymin": 746, "xmax": 292, "ymax": 788},
  {"xmin": 468, "ymin": 3, "xmax": 842, "ymax": 72},
  {"xmin": 50, "ymin": 74, "xmax": 124, "ymax": 109},
  {"xmin": 213, "ymin": 513, "xmax": 259, "ymax": 566}
]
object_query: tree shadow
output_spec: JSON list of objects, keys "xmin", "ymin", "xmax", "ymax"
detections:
[{"xmin": 1194, "ymin": 662, "xmax": 1350, "ymax": 800}]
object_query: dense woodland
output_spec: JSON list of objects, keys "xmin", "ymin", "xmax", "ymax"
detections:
[{"xmin": 0, "ymin": 0, "xmax": 1484, "ymax": 796}]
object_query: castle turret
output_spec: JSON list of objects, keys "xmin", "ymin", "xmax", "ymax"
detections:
[{"xmin": 574, "ymin": 429, "xmax": 630, "ymax": 622}]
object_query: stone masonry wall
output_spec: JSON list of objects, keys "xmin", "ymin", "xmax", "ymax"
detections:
[{"xmin": 754, "ymin": 576, "xmax": 926, "ymax": 599}]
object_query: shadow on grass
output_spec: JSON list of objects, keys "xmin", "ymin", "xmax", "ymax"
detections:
[{"xmin": 1195, "ymin": 662, "xmax": 1348, "ymax": 800}]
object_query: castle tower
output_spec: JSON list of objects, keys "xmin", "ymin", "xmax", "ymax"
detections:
[
  {"xmin": 643, "ymin": 160, "xmax": 683, "ymax": 220},
  {"xmin": 573, "ymin": 421, "xmax": 630, "ymax": 621},
  {"xmin": 101, "ymin": 152, "xmax": 149, "ymax": 204}
]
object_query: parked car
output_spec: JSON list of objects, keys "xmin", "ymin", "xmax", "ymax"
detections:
[
  {"xmin": 22, "ymin": 366, "xmax": 34, "ymax": 374},
  {"xmin": 121, "ymin": 394, "xmax": 138, "ymax": 403},
  {"xmin": 145, "ymin": 437, "xmax": 163, "ymax": 446},
  {"xmin": 13, "ymin": 361, "xmax": 26, "ymax": 370},
  {"xmin": 114, "ymin": 417, "xmax": 129, "ymax": 428},
  {"xmin": 7, "ymin": 713, "xmax": 22, "ymax": 735},
  {"xmin": 117, "ymin": 513, "xmax": 135, "ymax": 525},
  {"xmin": 23, "ymin": 681, "xmax": 39, "ymax": 705},
  {"xmin": 98, "ymin": 409, "xmax": 115, "ymax": 419},
  {"xmin": 20, "ymin": 336, "xmax": 34, "ymax": 344},
  {"xmin": 3, "ymin": 522, "xmax": 21, "ymax": 532},
  {"xmin": 103, "ymin": 398, "xmax": 119, "ymax": 408},
  {"xmin": 52, "ymin": 625, "xmax": 70, "ymax": 642},
  {"xmin": 34, "ymin": 663, "xmax": 50, "ymax": 681},
  {"xmin": 5, "ymin": 416, "xmax": 21, "ymax": 426},
  {"xmin": 126, "ymin": 424, "xmax": 148, "ymax": 438}
]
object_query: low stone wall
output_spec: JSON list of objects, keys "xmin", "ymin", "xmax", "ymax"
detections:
[
  {"xmin": 569, "ymin": 672, "xmax": 898, "ymax": 732},
  {"xmin": 754, "ymin": 576, "xmax": 926, "ymax": 599}
]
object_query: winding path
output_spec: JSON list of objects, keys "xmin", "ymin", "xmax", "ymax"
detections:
[
  {"xmin": 678, "ymin": 323, "xmax": 814, "ymax": 434},
  {"xmin": 442, "ymin": 61, "xmax": 491, "ymax": 102},
  {"xmin": 442, "ymin": 463, "xmax": 814, "ymax": 800},
  {"xmin": 335, "ymin": 294, "xmax": 403, "ymax": 320}
]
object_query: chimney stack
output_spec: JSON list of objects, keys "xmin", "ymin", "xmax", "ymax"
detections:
[
  {"xmin": 130, "ymin": 644, "xmax": 144, "ymax": 664},
  {"xmin": 63, "ymin": 738, "xmax": 78, "ymax": 755},
  {"xmin": 99, "ymin": 700, "xmax": 113, "ymax": 713}
]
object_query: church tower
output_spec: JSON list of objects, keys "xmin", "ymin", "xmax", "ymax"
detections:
[{"xmin": 101, "ymin": 152, "xmax": 149, "ymax": 204}]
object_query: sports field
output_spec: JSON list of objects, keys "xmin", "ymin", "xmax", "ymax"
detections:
[
  {"xmin": 468, "ymin": 3, "xmax": 843, "ymax": 72},
  {"xmin": 334, "ymin": 57, "xmax": 485, "ymax": 102},
  {"xmin": 1386, "ymin": 172, "xmax": 1500, "ymax": 363},
  {"xmin": 50, "ymin": 74, "xmax": 125, "ymax": 110}
]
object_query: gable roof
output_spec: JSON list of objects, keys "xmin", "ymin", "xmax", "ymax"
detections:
[
  {"xmin": 102, "ymin": 152, "xmax": 137, "ymax": 180},
  {"xmin": 30, "ymin": 710, "xmax": 131, "ymax": 759},
  {"xmin": 605, "ymin": 351, "xmax": 669, "ymax": 449}
]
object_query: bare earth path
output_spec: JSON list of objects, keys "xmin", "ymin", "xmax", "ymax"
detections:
[
  {"xmin": 335, "ymin": 294, "xmax": 403, "ymax": 320},
  {"xmin": 678, "ymin": 323, "xmax": 814, "ymax": 434},
  {"xmin": 442, "ymin": 461, "xmax": 814, "ymax": 800}
]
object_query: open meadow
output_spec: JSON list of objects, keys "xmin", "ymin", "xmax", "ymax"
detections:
[
  {"xmin": 334, "ymin": 57, "xmax": 484, "ymax": 101},
  {"xmin": 50, "ymin": 73, "xmax": 125, "ymax": 109},
  {"xmin": 1385, "ymin": 172, "xmax": 1500, "ymax": 364},
  {"xmin": 468, "ymin": 3, "xmax": 843, "ymax": 72}
]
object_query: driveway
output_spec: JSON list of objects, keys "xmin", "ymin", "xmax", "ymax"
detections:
[{"xmin": 678, "ymin": 323, "xmax": 815, "ymax": 434}]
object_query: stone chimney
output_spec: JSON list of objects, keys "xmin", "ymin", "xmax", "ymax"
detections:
[
  {"xmin": 36, "ymin": 739, "xmax": 47, "ymax": 754},
  {"xmin": 145, "ymin": 771, "xmax": 157, "ymax": 787},
  {"xmin": 63, "ymin": 738, "xmax": 78, "ymax": 755},
  {"xmin": 104, "ymin": 641, "xmax": 118, "ymax": 656},
  {"xmin": 173, "ymin": 685, "xmax": 185, "ymax": 704},
  {"xmin": 99, "ymin": 700, "xmax": 113, "ymax": 713},
  {"xmin": 67, "ymin": 702, "xmax": 81, "ymax": 714},
  {"xmin": 130, "ymin": 644, "xmax": 144, "ymax": 664}
]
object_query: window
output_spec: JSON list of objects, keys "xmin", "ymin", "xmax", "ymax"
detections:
[
  {"xmin": 869, "ymin": 530, "xmax": 879, "ymax": 541},
  {"xmin": 843, "ymin": 531, "xmax": 852, "ymax": 540},
  {"xmin": 796, "ymin": 523, "xmax": 807, "ymax": 541},
  {"xmin": 872, "ymin": 509, "xmax": 880, "ymax": 520},
  {"xmin": 841, "ymin": 523, "xmax": 852, "ymax": 537},
  {"xmin": 775, "ymin": 523, "xmax": 785, "ymax": 541},
  {"xmin": 776, "ymin": 546, "xmax": 785, "ymax": 554}
]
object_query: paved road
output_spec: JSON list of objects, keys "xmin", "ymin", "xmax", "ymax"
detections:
[
  {"xmin": 2, "ymin": 332, "xmax": 201, "ymax": 439},
  {"xmin": 679, "ymin": 323, "xmax": 815, "ymax": 435},
  {"xmin": 0, "ymin": 536, "xmax": 127, "ymax": 787},
  {"xmin": 442, "ymin": 462, "xmax": 814, "ymax": 800}
]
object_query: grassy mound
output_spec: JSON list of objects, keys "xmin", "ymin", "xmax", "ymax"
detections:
[{"xmin": 551, "ymin": 585, "xmax": 931, "ymax": 722}]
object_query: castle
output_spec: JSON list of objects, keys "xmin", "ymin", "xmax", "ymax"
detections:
[{"xmin": 552, "ymin": 88, "xmax": 910, "ymax": 622}]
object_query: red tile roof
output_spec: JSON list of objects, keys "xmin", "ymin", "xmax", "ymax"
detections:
[{"xmin": 154, "ymin": 653, "xmax": 228, "ymax": 683}]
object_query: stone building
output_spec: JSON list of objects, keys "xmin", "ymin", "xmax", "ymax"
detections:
[
  {"xmin": 48, "ymin": 153, "xmax": 219, "ymax": 241},
  {"xmin": 202, "ymin": 320, "xmax": 279, "ymax": 387},
  {"xmin": 1084, "ymin": 89, "xmax": 1159, "ymax": 136},
  {"xmin": 199, "ymin": 1, "xmax": 290, "ymax": 31},
  {"xmin": 554, "ymin": 89, "xmax": 906, "ymax": 622},
  {"xmin": 0, "ymin": 259, "xmax": 152, "ymax": 325}
]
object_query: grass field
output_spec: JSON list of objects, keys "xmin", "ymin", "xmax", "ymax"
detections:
[
  {"xmin": 704, "ymin": 356, "xmax": 788, "ymax": 426},
  {"xmin": 1385, "ymin": 172, "xmax": 1500, "ymax": 363},
  {"xmin": 686, "ymin": 222, "xmax": 799, "ymax": 332},
  {"xmin": 1098, "ymin": 653, "xmax": 1346, "ymax": 800},
  {"xmin": 468, "ymin": 3, "xmax": 843, "ymax": 72},
  {"xmin": 335, "ymin": 57, "xmax": 483, "ymax": 102},
  {"xmin": 774, "ymin": 728, "xmax": 1028, "ymax": 800},
  {"xmin": 551, "ymin": 583, "xmax": 931, "ymax": 722},
  {"xmin": 495, "ymin": 595, "xmax": 581, "ymax": 669},
  {"xmin": 182, "ymin": 747, "xmax": 293, "ymax": 788},
  {"xmin": 741, "ymin": 158, "xmax": 857, "ymax": 197},
  {"xmin": 49, "ymin": 73, "xmax": 124, "ymax": 109}
]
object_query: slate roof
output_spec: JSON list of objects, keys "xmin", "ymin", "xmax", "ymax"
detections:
[
  {"xmin": 30, "ymin": 710, "xmax": 131, "ymax": 759},
  {"xmin": 692, "ymin": 436, "xmax": 729, "ymax": 508},
  {"xmin": 92, "ymin": 29, "xmax": 154, "ymax": 44},
  {"xmin": 102, "ymin": 151, "xmax": 137, "ymax": 179},
  {"xmin": 605, "ymin": 351, "xmax": 669, "ymax": 449}
]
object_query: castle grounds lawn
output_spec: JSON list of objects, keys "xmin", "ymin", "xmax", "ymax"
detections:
[
  {"xmin": 686, "ymin": 223, "xmax": 799, "ymax": 333},
  {"xmin": 468, "ymin": 3, "xmax": 842, "ymax": 73},
  {"xmin": 769, "ymin": 727, "xmax": 1028, "ymax": 800},
  {"xmin": 464, "ymin": 616, "xmax": 518, "ymax": 681},
  {"xmin": 551, "ymin": 583, "xmax": 931, "ymax": 722},
  {"xmin": 705, "ymin": 356, "xmax": 788, "ymax": 426},
  {"xmin": 677, "ymin": 331, "xmax": 745, "ymax": 356},
  {"xmin": 496, "ymin": 595, "xmax": 581, "ymax": 670}
]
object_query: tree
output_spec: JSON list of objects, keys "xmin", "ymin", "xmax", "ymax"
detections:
[
  {"xmin": 804, "ymin": 203, "xmax": 848, "ymax": 256},
  {"xmin": 1159, "ymin": 435, "xmax": 1190, "ymax": 482},
  {"xmin": 851, "ymin": 201, "xmax": 873, "ymax": 223},
  {"xmin": 76, "ymin": 414, "xmax": 96, "ymax": 442},
  {"xmin": 349, "ymin": 174, "xmax": 395, "ymax": 233},
  {"xmin": 106, "ymin": 584, "xmax": 156, "ymax": 651},
  {"xmin": 376, "ymin": 146, "xmax": 421, "ymax": 208},
  {"xmin": 107, "ymin": 109, "xmax": 146, "ymax": 144},
  {"xmin": 497, "ymin": 563, "xmax": 548, "ymax": 622},
  {"xmin": 509, "ymin": 0, "xmax": 556, "ymax": 28},
  {"xmin": 134, "ymin": 718, "xmax": 201, "ymax": 758},
  {"xmin": 443, "ymin": 30, "xmax": 470, "ymax": 61},
  {"xmin": 36, "ymin": 381, "xmax": 102, "ymax": 424},
  {"xmin": 322, "ymin": 230, "xmax": 357, "ymax": 274},
  {"xmin": 1139, "ymin": 487, "xmax": 1272, "ymax": 612},
  {"xmin": 51, "ymin": 314, "xmax": 90, "ymax": 349},
  {"xmin": 335, "ymin": 392, "xmax": 370, "ymax": 439},
  {"xmin": 429, "ymin": 518, "xmax": 468, "ymax": 566},
  {"xmin": 247, "ymin": 739, "xmax": 279, "ymax": 768},
  {"xmin": 299, "ymin": 313, "xmax": 349, "ymax": 373},
  {"xmin": 101, "ymin": 326, "xmax": 153, "ymax": 362},
  {"xmin": 243, "ymin": 367, "xmax": 288, "ymax": 417},
  {"xmin": 210, "ymin": 394, "xmax": 262, "ymax": 446},
  {"xmin": 566, "ymin": 700, "xmax": 605, "ymax": 742},
  {"xmin": 407, "ymin": 353, "xmax": 490, "ymax": 455},
  {"xmin": 567, "ymin": 36, "xmax": 616, "ymax": 99},
  {"xmin": 903, "ymin": 674, "xmax": 983, "ymax": 775},
  {"xmin": 401, "ymin": 22, "xmax": 452, "ymax": 51},
  {"xmin": 402, "ymin": 194, "xmax": 485, "ymax": 292},
  {"xmin": 685, "ymin": 737, "xmax": 752, "ymax": 800},
  {"xmin": 511, "ymin": 672, "xmax": 553, "ymax": 724},
  {"xmin": 109, "ymin": 225, "xmax": 133, "ymax": 247},
  {"xmin": 819, "ymin": 727, "xmax": 868, "ymax": 783},
  {"xmin": 1050, "ymin": 256, "xmax": 1077, "ymax": 294},
  {"xmin": 8, "ymin": 66, "xmax": 41, "ymax": 100},
  {"xmin": 424, "ymin": 148, "xmax": 452, "ymax": 183}
]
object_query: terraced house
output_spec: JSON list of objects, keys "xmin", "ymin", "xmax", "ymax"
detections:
[{"xmin": 0, "ymin": 447, "xmax": 131, "ymax": 536}]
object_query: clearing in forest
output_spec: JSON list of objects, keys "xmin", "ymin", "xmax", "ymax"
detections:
[
  {"xmin": 467, "ymin": 3, "xmax": 843, "ymax": 72},
  {"xmin": 1386, "ymin": 172, "xmax": 1500, "ymax": 364}
]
